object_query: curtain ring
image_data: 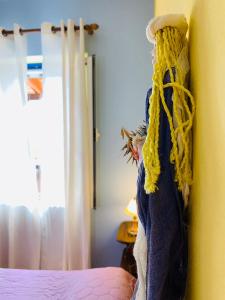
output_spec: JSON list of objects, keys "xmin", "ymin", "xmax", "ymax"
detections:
[{"xmin": 19, "ymin": 28, "xmax": 23, "ymax": 35}]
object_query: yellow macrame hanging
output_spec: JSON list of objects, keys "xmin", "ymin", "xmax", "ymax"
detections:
[{"xmin": 142, "ymin": 25, "xmax": 195, "ymax": 195}]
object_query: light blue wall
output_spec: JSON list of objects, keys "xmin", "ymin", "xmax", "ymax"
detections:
[{"xmin": 0, "ymin": 0, "xmax": 153, "ymax": 267}]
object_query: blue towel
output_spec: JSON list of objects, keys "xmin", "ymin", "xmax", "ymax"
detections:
[{"xmin": 136, "ymin": 72, "xmax": 188, "ymax": 300}]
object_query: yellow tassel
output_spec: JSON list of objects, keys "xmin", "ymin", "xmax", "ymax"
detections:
[{"xmin": 142, "ymin": 26, "xmax": 195, "ymax": 194}]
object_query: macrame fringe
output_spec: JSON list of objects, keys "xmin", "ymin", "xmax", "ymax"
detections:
[{"xmin": 142, "ymin": 26, "xmax": 195, "ymax": 194}]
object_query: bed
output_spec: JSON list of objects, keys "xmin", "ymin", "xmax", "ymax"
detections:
[{"xmin": 0, "ymin": 267, "xmax": 135, "ymax": 300}]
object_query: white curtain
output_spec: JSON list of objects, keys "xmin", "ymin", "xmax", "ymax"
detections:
[
  {"xmin": 62, "ymin": 19, "xmax": 92, "ymax": 269},
  {"xmin": 0, "ymin": 24, "xmax": 41, "ymax": 269},
  {"xmin": 0, "ymin": 19, "xmax": 93, "ymax": 270},
  {"xmin": 40, "ymin": 19, "xmax": 92, "ymax": 270}
]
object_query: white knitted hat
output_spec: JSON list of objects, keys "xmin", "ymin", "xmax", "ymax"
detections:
[{"xmin": 146, "ymin": 14, "xmax": 188, "ymax": 43}]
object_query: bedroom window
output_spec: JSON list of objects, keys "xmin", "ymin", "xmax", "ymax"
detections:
[
  {"xmin": 25, "ymin": 55, "xmax": 95, "ymax": 209},
  {"xmin": 26, "ymin": 56, "xmax": 43, "ymax": 194},
  {"xmin": 26, "ymin": 55, "xmax": 66, "ymax": 208}
]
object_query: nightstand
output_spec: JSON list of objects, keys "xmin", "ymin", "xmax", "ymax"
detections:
[{"xmin": 117, "ymin": 221, "xmax": 138, "ymax": 278}]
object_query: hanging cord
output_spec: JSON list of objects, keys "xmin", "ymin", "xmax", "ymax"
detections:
[{"xmin": 142, "ymin": 26, "xmax": 195, "ymax": 194}]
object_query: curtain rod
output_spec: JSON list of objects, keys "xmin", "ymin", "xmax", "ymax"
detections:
[{"xmin": 1, "ymin": 23, "xmax": 99, "ymax": 36}]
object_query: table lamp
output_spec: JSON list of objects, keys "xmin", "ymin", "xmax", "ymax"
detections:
[{"xmin": 124, "ymin": 197, "xmax": 138, "ymax": 236}]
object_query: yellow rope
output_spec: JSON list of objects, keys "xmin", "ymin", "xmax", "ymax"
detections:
[{"xmin": 142, "ymin": 26, "xmax": 195, "ymax": 194}]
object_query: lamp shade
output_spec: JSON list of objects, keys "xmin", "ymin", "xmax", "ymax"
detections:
[{"xmin": 125, "ymin": 197, "xmax": 137, "ymax": 218}]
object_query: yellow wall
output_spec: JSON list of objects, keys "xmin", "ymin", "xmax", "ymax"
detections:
[{"xmin": 155, "ymin": 1, "xmax": 225, "ymax": 299}]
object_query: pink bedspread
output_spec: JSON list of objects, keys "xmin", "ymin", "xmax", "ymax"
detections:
[{"xmin": 0, "ymin": 267, "xmax": 135, "ymax": 300}]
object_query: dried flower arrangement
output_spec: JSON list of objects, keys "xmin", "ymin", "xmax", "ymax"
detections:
[{"xmin": 121, "ymin": 122, "xmax": 147, "ymax": 164}]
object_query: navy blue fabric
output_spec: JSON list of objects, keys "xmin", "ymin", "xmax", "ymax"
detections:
[{"xmin": 136, "ymin": 72, "xmax": 188, "ymax": 300}]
